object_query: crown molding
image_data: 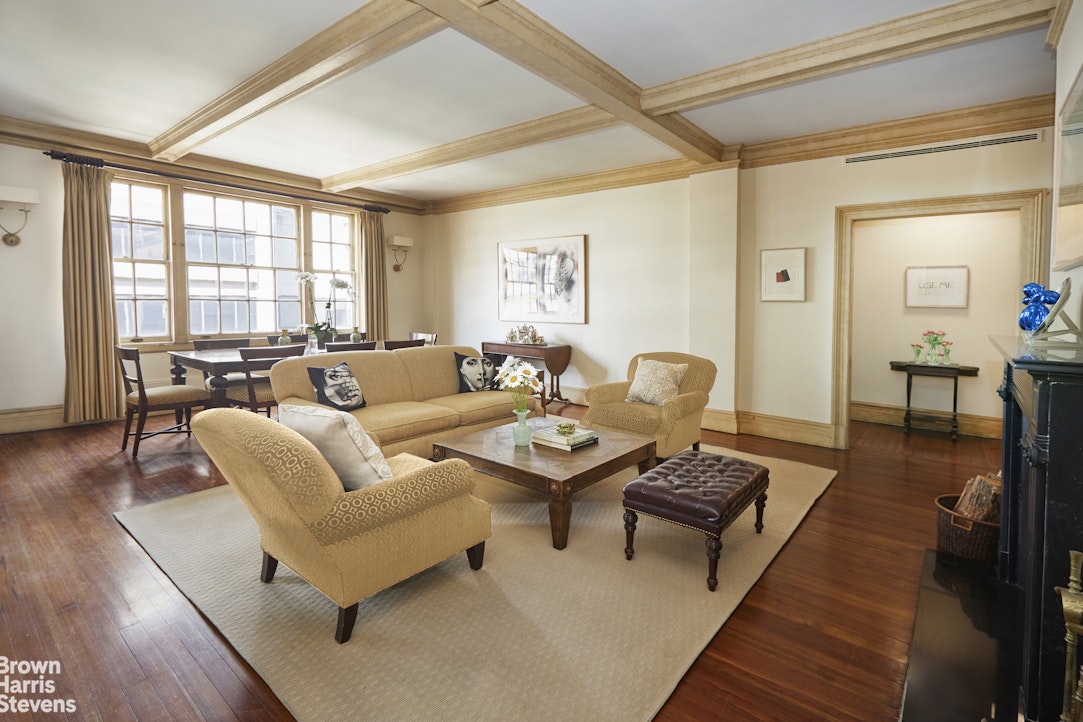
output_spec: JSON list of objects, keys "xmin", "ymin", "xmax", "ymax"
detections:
[
  {"xmin": 642, "ymin": 0, "xmax": 1056, "ymax": 115},
  {"xmin": 1046, "ymin": 0, "xmax": 1074, "ymax": 45},
  {"xmin": 739, "ymin": 94, "xmax": 1054, "ymax": 169},
  {"xmin": 0, "ymin": 115, "xmax": 426, "ymax": 213}
]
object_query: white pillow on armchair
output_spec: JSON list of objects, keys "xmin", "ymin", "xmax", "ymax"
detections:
[{"xmin": 278, "ymin": 404, "xmax": 392, "ymax": 491}]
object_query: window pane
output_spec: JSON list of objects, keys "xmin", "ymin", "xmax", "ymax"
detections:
[
  {"xmin": 250, "ymin": 300, "xmax": 277, "ymax": 332},
  {"xmin": 277, "ymin": 269, "xmax": 300, "ymax": 301},
  {"xmin": 277, "ymin": 300, "xmax": 301, "ymax": 331},
  {"xmin": 245, "ymin": 201, "xmax": 269, "ymax": 235},
  {"xmin": 113, "ymin": 261, "xmax": 134, "ymax": 298},
  {"xmin": 132, "ymin": 224, "xmax": 164, "ymax": 260},
  {"xmin": 185, "ymin": 193, "xmax": 214, "ymax": 227},
  {"xmin": 311, "ymin": 212, "xmax": 330, "ymax": 242},
  {"xmin": 273, "ymin": 206, "xmax": 296, "ymax": 237},
  {"xmin": 185, "ymin": 229, "xmax": 215, "ymax": 262},
  {"xmin": 188, "ymin": 266, "xmax": 218, "ymax": 298},
  {"xmin": 248, "ymin": 268, "xmax": 275, "ymax": 300},
  {"xmin": 332, "ymin": 243, "xmax": 351, "ymax": 269},
  {"xmin": 312, "ymin": 242, "xmax": 331, "ymax": 269},
  {"xmin": 135, "ymin": 300, "xmax": 168, "ymax": 337},
  {"xmin": 110, "ymin": 183, "xmax": 130, "ymax": 218},
  {"xmin": 216, "ymin": 198, "xmax": 244, "ymax": 231},
  {"xmin": 330, "ymin": 214, "xmax": 350, "ymax": 243},
  {"xmin": 131, "ymin": 185, "xmax": 163, "ymax": 223},
  {"xmin": 116, "ymin": 300, "xmax": 135, "ymax": 338},
  {"xmin": 217, "ymin": 232, "xmax": 245, "ymax": 265},
  {"xmin": 249, "ymin": 234, "xmax": 272, "ymax": 266},
  {"xmin": 221, "ymin": 300, "xmax": 246, "ymax": 333},
  {"xmin": 220, "ymin": 267, "xmax": 247, "ymax": 299},
  {"xmin": 134, "ymin": 263, "xmax": 167, "ymax": 298},
  {"xmin": 112, "ymin": 222, "xmax": 131, "ymax": 258},
  {"xmin": 274, "ymin": 236, "xmax": 296, "ymax": 267},
  {"xmin": 189, "ymin": 300, "xmax": 219, "ymax": 334}
]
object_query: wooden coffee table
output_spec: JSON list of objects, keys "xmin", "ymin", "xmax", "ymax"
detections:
[{"xmin": 432, "ymin": 417, "xmax": 656, "ymax": 550}]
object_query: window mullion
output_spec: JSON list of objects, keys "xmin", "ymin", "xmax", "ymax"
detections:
[{"xmin": 167, "ymin": 181, "xmax": 189, "ymax": 344}]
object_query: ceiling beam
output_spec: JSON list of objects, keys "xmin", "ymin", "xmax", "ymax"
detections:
[
  {"xmin": 407, "ymin": 0, "xmax": 724, "ymax": 164},
  {"xmin": 148, "ymin": 0, "xmax": 447, "ymax": 162},
  {"xmin": 321, "ymin": 105, "xmax": 619, "ymax": 191},
  {"xmin": 642, "ymin": 0, "xmax": 1057, "ymax": 115}
]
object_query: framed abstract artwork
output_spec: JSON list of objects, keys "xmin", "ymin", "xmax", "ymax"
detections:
[
  {"xmin": 905, "ymin": 266, "xmax": 969, "ymax": 308},
  {"xmin": 498, "ymin": 235, "xmax": 586, "ymax": 323},
  {"xmin": 760, "ymin": 247, "xmax": 806, "ymax": 302}
]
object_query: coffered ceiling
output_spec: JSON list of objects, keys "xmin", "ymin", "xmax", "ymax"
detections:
[{"xmin": 0, "ymin": 0, "xmax": 1064, "ymax": 213}]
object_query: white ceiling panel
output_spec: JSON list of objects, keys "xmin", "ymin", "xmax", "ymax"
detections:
[
  {"xmin": 685, "ymin": 28, "xmax": 1057, "ymax": 146},
  {"xmin": 517, "ymin": 0, "xmax": 952, "ymax": 87},
  {"xmin": 364, "ymin": 126, "xmax": 681, "ymax": 200},
  {"xmin": 198, "ymin": 28, "xmax": 584, "ymax": 177}
]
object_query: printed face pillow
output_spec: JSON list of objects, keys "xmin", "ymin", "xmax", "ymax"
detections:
[
  {"xmin": 307, "ymin": 362, "xmax": 365, "ymax": 411},
  {"xmin": 455, "ymin": 352, "xmax": 498, "ymax": 392},
  {"xmin": 625, "ymin": 359, "xmax": 689, "ymax": 406}
]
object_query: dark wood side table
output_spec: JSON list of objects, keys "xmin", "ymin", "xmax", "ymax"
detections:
[
  {"xmin": 482, "ymin": 341, "xmax": 572, "ymax": 405},
  {"xmin": 889, "ymin": 361, "xmax": 979, "ymax": 440}
]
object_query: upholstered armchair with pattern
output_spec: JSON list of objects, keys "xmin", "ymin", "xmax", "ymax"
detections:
[
  {"xmin": 581, "ymin": 352, "xmax": 717, "ymax": 460},
  {"xmin": 191, "ymin": 408, "xmax": 491, "ymax": 643}
]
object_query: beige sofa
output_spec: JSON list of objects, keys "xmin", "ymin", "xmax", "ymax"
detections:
[{"xmin": 270, "ymin": 344, "xmax": 541, "ymax": 459}]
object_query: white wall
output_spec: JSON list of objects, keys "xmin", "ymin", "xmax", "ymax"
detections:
[
  {"xmin": 851, "ymin": 212, "xmax": 1022, "ymax": 417},
  {"xmin": 1052, "ymin": 3, "xmax": 1083, "ymax": 305},
  {"xmin": 0, "ymin": 145, "xmax": 65, "ymax": 410},
  {"xmin": 737, "ymin": 138, "xmax": 1052, "ymax": 425}
]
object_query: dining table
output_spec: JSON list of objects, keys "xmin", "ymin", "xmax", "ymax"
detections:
[{"xmin": 169, "ymin": 348, "xmax": 252, "ymax": 408}]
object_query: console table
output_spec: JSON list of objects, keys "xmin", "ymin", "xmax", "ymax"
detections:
[
  {"xmin": 482, "ymin": 342, "xmax": 572, "ymax": 405},
  {"xmin": 889, "ymin": 361, "xmax": 979, "ymax": 440}
]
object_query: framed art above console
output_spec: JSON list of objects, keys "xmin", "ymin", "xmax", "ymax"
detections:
[{"xmin": 498, "ymin": 235, "xmax": 586, "ymax": 323}]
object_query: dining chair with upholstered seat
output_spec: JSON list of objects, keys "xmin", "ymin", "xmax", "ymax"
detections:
[
  {"xmin": 383, "ymin": 338, "xmax": 427, "ymax": 350},
  {"xmin": 325, "ymin": 340, "xmax": 378, "ymax": 351},
  {"xmin": 224, "ymin": 344, "xmax": 307, "ymax": 416},
  {"xmin": 115, "ymin": 346, "xmax": 213, "ymax": 458},
  {"xmin": 408, "ymin": 332, "xmax": 437, "ymax": 345}
]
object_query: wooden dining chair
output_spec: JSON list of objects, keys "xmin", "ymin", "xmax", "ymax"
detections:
[
  {"xmin": 325, "ymin": 340, "xmax": 378, "ymax": 351},
  {"xmin": 193, "ymin": 337, "xmax": 253, "ymax": 387},
  {"xmin": 224, "ymin": 344, "xmax": 307, "ymax": 415},
  {"xmin": 383, "ymin": 339, "xmax": 427, "ymax": 350},
  {"xmin": 408, "ymin": 332, "xmax": 438, "ymax": 345},
  {"xmin": 115, "ymin": 346, "xmax": 213, "ymax": 458}
]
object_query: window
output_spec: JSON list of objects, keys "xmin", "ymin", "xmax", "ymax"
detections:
[
  {"xmin": 109, "ymin": 179, "xmax": 360, "ymax": 343},
  {"xmin": 111, "ymin": 181, "xmax": 169, "ymax": 340}
]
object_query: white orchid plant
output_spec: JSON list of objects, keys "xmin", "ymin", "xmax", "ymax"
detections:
[
  {"xmin": 495, "ymin": 356, "xmax": 545, "ymax": 412},
  {"xmin": 296, "ymin": 272, "xmax": 353, "ymax": 340}
]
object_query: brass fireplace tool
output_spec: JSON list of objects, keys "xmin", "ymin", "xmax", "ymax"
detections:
[{"xmin": 1057, "ymin": 550, "xmax": 1083, "ymax": 722}]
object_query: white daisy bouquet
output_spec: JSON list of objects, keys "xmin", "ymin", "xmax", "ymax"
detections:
[{"xmin": 495, "ymin": 357, "xmax": 544, "ymax": 412}]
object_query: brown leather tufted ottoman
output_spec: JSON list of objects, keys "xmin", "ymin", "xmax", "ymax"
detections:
[{"xmin": 622, "ymin": 450, "xmax": 769, "ymax": 591}]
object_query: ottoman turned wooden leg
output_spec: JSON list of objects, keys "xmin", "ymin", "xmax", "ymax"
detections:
[
  {"xmin": 706, "ymin": 536, "xmax": 722, "ymax": 591},
  {"xmin": 755, "ymin": 492, "xmax": 767, "ymax": 533},
  {"xmin": 623, "ymin": 509, "xmax": 638, "ymax": 560}
]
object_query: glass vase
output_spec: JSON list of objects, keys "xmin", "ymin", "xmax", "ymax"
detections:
[
  {"xmin": 943, "ymin": 347, "xmax": 952, "ymax": 364},
  {"xmin": 926, "ymin": 344, "xmax": 941, "ymax": 365},
  {"xmin": 912, "ymin": 346, "xmax": 922, "ymax": 363},
  {"xmin": 512, "ymin": 409, "xmax": 531, "ymax": 446}
]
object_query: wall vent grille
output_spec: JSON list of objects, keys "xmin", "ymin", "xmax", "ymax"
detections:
[{"xmin": 844, "ymin": 132, "xmax": 1039, "ymax": 164}]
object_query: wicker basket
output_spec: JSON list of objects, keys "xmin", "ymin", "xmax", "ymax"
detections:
[{"xmin": 935, "ymin": 494, "xmax": 999, "ymax": 563}]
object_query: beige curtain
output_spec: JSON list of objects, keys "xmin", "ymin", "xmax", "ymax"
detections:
[
  {"xmin": 361, "ymin": 210, "xmax": 389, "ymax": 340},
  {"xmin": 61, "ymin": 163, "xmax": 121, "ymax": 423}
]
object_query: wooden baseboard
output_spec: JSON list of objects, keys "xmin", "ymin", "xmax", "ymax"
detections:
[
  {"xmin": 735, "ymin": 411, "xmax": 840, "ymax": 448},
  {"xmin": 702, "ymin": 408, "xmax": 738, "ymax": 434},
  {"xmin": 849, "ymin": 400, "xmax": 1002, "ymax": 439},
  {"xmin": 0, "ymin": 405, "xmax": 69, "ymax": 434}
]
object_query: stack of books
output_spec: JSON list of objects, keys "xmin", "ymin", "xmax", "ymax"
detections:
[{"xmin": 533, "ymin": 425, "xmax": 598, "ymax": 451}]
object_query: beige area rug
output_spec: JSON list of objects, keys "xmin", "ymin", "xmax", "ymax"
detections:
[{"xmin": 115, "ymin": 446, "xmax": 835, "ymax": 722}]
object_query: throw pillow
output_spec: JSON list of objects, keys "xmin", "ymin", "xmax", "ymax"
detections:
[
  {"xmin": 625, "ymin": 359, "xmax": 689, "ymax": 406},
  {"xmin": 307, "ymin": 361, "xmax": 365, "ymax": 411},
  {"xmin": 278, "ymin": 404, "xmax": 392, "ymax": 491},
  {"xmin": 455, "ymin": 352, "xmax": 498, "ymax": 392}
]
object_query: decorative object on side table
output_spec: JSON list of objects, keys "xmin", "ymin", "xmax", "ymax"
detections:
[
  {"xmin": 555, "ymin": 422, "xmax": 577, "ymax": 436},
  {"xmin": 495, "ymin": 357, "xmax": 545, "ymax": 446},
  {"xmin": 911, "ymin": 343, "xmax": 924, "ymax": 363},
  {"xmin": 921, "ymin": 329, "xmax": 947, "ymax": 364},
  {"xmin": 505, "ymin": 324, "xmax": 545, "ymax": 344},
  {"xmin": 1018, "ymin": 282, "xmax": 1061, "ymax": 332}
]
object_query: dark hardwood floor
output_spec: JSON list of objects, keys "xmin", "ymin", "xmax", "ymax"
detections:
[{"xmin": 0, "ymin": 407, "xmax": 1002, "ymax": 721}]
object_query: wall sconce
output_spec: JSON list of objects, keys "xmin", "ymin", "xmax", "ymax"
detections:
[
  {"xmin": 388, "ymin": 235, "xmax": 413, "ymax": 272},
  {"xmin": 0, "ymin": 185, "xmax": 39, "ymax": 247}
]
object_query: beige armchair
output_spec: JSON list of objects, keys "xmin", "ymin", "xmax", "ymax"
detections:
[
  {"xmin": 190, "ymin": 408, "xmax": 492, "ymax": 643},
  {"xmin": 581, "ymin": 352, "xmax": 717, "ymax": 460}
]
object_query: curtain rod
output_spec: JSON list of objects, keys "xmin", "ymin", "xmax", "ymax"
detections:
[{"xmin": 43, "ymin": 149, "xmax": 392, "ymax": 214}]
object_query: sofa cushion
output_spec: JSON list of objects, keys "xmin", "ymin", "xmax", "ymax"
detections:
[
  {"xmin": 454, "ymin": 352, "xmax": 498, "ymax": 392},
  {"xmin": 278, "ymin": 404, "xmax": 392, "ymax": 491},
  {"xmin": 307, "ymin": 362, "xmax": 365, "ymax": 411},
  {"xmin": 350, "ymin": 401, "xmax": 460, "ymax": 445},
  {"xmin": 625, "ymin": 359, "xmax": 689, "ymax": 406},
  {"xmin": 426, "ymin": 391, "xmax": 522, "ymax": 426}
]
